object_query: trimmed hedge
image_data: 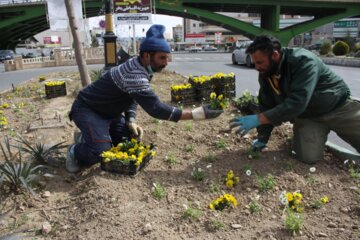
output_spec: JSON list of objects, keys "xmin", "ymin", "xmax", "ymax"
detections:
[{"xmin": 332, "ymin": 41, "xmax": 349, "ymax": 56}]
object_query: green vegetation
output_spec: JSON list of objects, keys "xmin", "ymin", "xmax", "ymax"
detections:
[
  {"xmin": 256, "ymin": 174, "xmax": 275, "ymax": 192},
  {"xmin": 152, "ymin": 182, "xmax": 167, "ymax": 199},
  {"xmin": 332, "ymin": 41, "xmax": 349, "ymax": 56},
  {"xmin": 284, "ymin": 208, "xmax": 304, "ymax": 232}
]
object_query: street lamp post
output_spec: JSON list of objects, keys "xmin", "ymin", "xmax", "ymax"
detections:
[{"xmin": 103, "ymin": 0, "xmax": 117, "ymax": 70}]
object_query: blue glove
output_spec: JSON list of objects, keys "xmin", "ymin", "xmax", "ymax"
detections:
[
  {"xmin": 229, "ymin": 115, "xmax": 260, "ymax": 135},
  {"xmin": 252, "ymin": 139, "xmax": 267, "ymax": 151}
]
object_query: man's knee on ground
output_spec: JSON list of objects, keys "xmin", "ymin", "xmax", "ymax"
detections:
[
  {"xmin": 295, "ymin": 150, "xmax": 322, "ymax": 164},
  {"xmin": 78, "ymin": 142, "xmax": 112, "ymax": 166}
]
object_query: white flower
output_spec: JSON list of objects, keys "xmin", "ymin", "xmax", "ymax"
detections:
[
  {"xmin": 246, "ymin": 170, "xmax": 252, "ymax": 176},
  {"xmin": 344, "ymin": 159, "xmax": 349, "ymax": 164},
  {"xmin": 279, "ymin": 190, "xmax": 287, "ymax": 205},
  {"xmin": 280, "ymin": 197, "xmax": 288, "ymax": 205},
  {"xmin": 309, "ymin": 167, "xmax": 316, "ymax": 173}
]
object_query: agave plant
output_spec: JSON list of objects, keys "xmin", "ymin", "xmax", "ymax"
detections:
[
  {"xmin": 13, "ymin": 135, "xmax": 66, "ymax": 164},
  {"xmin": 0, "ymin": 160, "xmax": 46, "ymax": 195},
  {"xmin": 90, "ymin": 69, "xmax": 103, "ymax": 82},
  {"xmin": 0, "ymin": 136, "xmax": 46, "ymax": 195}
]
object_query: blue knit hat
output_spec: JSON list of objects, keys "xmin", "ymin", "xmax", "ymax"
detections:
[{"xmin": 140, "ymin": 24, "xmax": 170, "ymax": 53}]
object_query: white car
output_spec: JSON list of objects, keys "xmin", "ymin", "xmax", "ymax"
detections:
[
  {"xmin": 186, "ymin": 46, "xmax": 202, "ymax": 53},
  {"xmin": 232, "ymin": 41, "xmax": 254, "ymax": 68}
]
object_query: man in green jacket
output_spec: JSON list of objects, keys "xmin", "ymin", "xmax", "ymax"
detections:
[{"xmin": 230, "ymin": 35, "xmax": 360, "ymax": 164}]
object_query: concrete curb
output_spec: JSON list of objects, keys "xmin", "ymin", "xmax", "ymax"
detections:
[
  {"xmin": 326, "ymin": 141, "xmax": 360, "ymax": 162},
  {"xmin": 321, "ymin": 57, "xmax": 360, "ymax": 68}
]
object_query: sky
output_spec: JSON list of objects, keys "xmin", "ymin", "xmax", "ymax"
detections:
[{"xmin": 89, "ymin": 14, "xmax": 183, "ymax": 38}]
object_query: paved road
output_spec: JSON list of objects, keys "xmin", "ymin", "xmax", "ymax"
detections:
[{"xmin": 0, "ymin": 64, "xmax": 103, "ymax": 91}]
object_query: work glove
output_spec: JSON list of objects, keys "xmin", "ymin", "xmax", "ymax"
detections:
[
  {"xmin": 252, "ymin": 139, "xmax": 267, "ymax": 152},
  {"xmin": 128, "ymin": 122, "xmax": 144, "ymax": 140},
  {"xmin": 192, "ymin": 104, "xmax": 223, "ymax": 120},
  {"xmin": 229, "ymin": 114, "xmax": 260, "ymax": 135}
]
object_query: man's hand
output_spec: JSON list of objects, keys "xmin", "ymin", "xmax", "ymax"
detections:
[
  {"xmin": 192, "ymin": 104, "xmax": 223, "ymax": 120},
  {"xmin": 128, "ymin": 122, "xmax": 144, "ymax": 139},
  {"xmin": 252, "ymin": 139, "xmax": 267, "ymax": 151},
  {"xmin": 229, "ymin": 115, "xmax": 260, "ymax": 135}
]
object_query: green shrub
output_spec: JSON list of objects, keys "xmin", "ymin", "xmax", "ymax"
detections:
[
  {"xmin": 319, "ymin": 42, "xmax": 332, "ymax": 55},
  {"xmin": 343, "ymin": 36, "xmax": 356, "ymax": 52},
  {"xmin": 332, "ymin": 41, "xmax": 349, "ymax": 56}
]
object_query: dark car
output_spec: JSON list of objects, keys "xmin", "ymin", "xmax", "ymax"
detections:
[
  {"xmin": 0, "ymin": 50, "xmax": 14, "ymax": 62},
  {"xmin": 23, "ymin": 52, "xmax": 37, "ymax": 59}
]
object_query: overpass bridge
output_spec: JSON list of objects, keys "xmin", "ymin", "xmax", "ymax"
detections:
[{"xmin": 0, "ymin": 0, "xmax": 359, "ymax": 49}]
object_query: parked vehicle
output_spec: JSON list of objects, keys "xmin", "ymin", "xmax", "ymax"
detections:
[
  {"xmin": 186, "ymin": 46, "xmax": 202, "ymax": 53},
  {"xmin": 203, "ymin": 45, "xmax": 217, "ymax": 51},
  {"xmin": 0, "ymin": 49, "xmax": 14, "ymax": 62},
  {"xmin": 231, "ymin": 41, "xmax": 254, "ymax": 68},
  {"xmin": 23, "ymin": 52, "xmax": 37, "ymax": 59}
]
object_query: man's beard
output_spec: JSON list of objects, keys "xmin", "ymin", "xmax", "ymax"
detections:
[{"xmin": 260, "ymin": 58, "xmax": 278, "ymax": 79}]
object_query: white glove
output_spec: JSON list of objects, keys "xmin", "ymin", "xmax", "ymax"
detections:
[
  {"xmin": 128, "ymin": 122, "xmax": 144, "ymax": 139},
  {"xmin": 192, "ymin": 104, "xmax": 223, "ymax": 120}
]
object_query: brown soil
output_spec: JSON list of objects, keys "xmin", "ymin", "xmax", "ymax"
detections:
[{"xmin": 0, "ymin": 70, "xmax": 359, "ymax": 240}]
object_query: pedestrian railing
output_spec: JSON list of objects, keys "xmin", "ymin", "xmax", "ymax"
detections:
[{"xmin": 4, "ymin": 47, "xmax": 105, "ymax": 72}]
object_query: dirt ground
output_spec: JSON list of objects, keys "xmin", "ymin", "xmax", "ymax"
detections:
[{"xmin": 0, "ymin": 70, "xmax": 359, "ymax": 240}]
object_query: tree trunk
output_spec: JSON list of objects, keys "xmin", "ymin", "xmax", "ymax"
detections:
[{"xmin": 64, "ymin": 0, "xmax": 91, "ymax": 87}]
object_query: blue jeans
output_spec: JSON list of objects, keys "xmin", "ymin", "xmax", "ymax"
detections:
[{"xmin": 69, "ymin": 99, "xmax": 131, "ymax": 166}]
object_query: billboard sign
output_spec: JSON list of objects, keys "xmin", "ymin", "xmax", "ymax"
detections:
[
  {"xmin": 333, "ymin": 20, "xmax": 358, "ymax": 38},
  {"xmin": 185, "ymin": 33, "xmax": 206, "ymax": 43},
  {"xmin": 214, "ymin": 32, "xmax": 222, "ymax": 44},
  {"xmin": 43, "ymin": 36, "xmax": 62, "ymax": 47},
  {"xmin": 114, "ymin": 0, "xmax": 152, "ymax": 24}
]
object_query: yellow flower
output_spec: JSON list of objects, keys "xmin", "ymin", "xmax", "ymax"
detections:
[
  {"xmin": 286, "ymin": 192, "xmax": 294, "ymax": 202},
  {"xmin": 218, "ymin": 94, "xmax": 223, "ymax": 100},
  {"xmin": 210, "ymin": 92, "xmax": 216, "ymax": 99},
  {"xmin": 45, "ymin": 81, "xmax": 65, "ymax": 87},
  {"xmin": 320, "ymin": 196, "xmax": 329, "ymax": 203},
  {"xmin": 226, "ymin": 179, "xmax": 234, "ymax": 188}
]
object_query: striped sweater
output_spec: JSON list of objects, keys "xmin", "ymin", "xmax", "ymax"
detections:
[{"xmin": 77, "ymin": 57, "xmax": 182, "ymax": 122}]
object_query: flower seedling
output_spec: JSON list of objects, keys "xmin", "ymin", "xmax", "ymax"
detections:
[
  {"xmin": 209, "ymin": 182, "xmax": 221, "ymax": 193},
  {"xmin": 247, "ymin": 200, "xmax": 261, "ymax": 214},
  {"xmin": 210, "ymin": 220, "xmax": 226, "ymax": 231},
  {"xmin": 191, "ymin": 167, "xmax": 205, "ymax": 181},
  {"xmin": 284, "ymin": 207, "xmax": 304, "ymax": 233},
  {"xmin": 256, "ymin": 174, "xmax": 275, "ymax": 192},
  {"xmin": 216, "ymin": 138, "xmax": 228, "ymax": 149},
  {"xmin": 152, "ymin": 182, "xmax": 167, "ymax": 199},
  {"xmin": 311, "ymin": 196, "xmax": 329, "ymax": 209},
  {"xmin": 223, "ymin": 170, "xmax": 240, "ymax": 188},
  {"xmin": 165, "ymin": 152, "xmax": 177, "ymax": 165},
  {"xmin": 209, "ymin": 194, "xmax": 237, "ymax": 211},
  {"xmin": 182, "ymin": 204, "xmax": 202, "ymax": 221},
  {"xmin": 184, "ymin": 122, "xmax": 193, "ymax": 131},
  {"xmin": 209, "ymin": 92, "xmax": 229, "ymax": 110}
]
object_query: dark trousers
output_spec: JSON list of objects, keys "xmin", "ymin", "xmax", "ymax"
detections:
[{"xmin": 70, "ymin": 99, "xmax": 131, "ymax": 166}]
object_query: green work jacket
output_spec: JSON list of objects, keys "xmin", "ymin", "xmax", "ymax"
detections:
[{"xmin": 257, "ymin": 48, "xmax": 350, "ymax": 143}]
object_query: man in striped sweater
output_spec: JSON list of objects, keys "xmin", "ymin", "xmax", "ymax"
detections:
[{"xmin": 66, "ymin": 24, "xmax": 223, "ymax": 173}]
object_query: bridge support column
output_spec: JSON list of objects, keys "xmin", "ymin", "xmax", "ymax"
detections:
[{"xmin": 260, "ymin": 5, "xmax": 291, "ymax": 47}]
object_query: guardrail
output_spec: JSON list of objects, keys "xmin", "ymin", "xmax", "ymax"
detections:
[{"xmin": 4, "ymin": 47, "xmax": 105, "ymax": 71}]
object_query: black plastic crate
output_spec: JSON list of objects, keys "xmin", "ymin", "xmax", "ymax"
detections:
[
  {"xmin": 171, "ymin": 87, "xmax": 197, "ymax": 105},
  {"xmin": 100, "ymin": 144, "xmax": 156, "ymax": 176},
  {"xmin": 45, "ymin": 82, "xmax": 67, "ymax": 99}
]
